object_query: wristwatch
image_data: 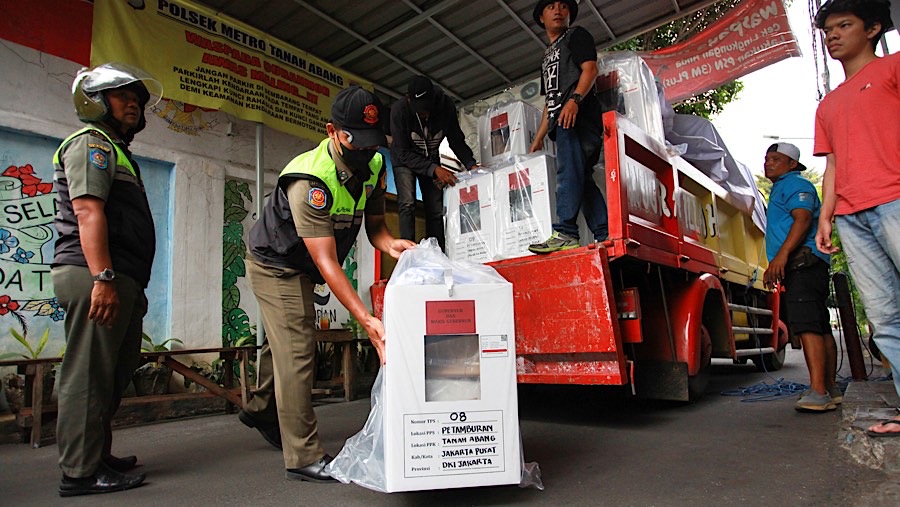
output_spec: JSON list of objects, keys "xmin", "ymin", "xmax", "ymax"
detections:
[
  {"xmin": 93, "ymin": 268, "xmax": 115, "ymax": 282},
  {"xmin": 571, "ymin": 93, "xmax": 584, "ymax": 105}
]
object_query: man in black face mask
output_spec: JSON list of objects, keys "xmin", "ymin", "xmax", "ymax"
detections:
[{"xmin": 241, "ymin": 86, "xmax": 415, "ymax": 482}]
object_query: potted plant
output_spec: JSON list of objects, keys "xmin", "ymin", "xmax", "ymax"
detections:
[
  {"xmin": 1, "ymin": 327, "xmax": 58, "ymax": 412},
  {"xmin": 132, "ymin": 333, "xmax": 183, "ymax": 396}
]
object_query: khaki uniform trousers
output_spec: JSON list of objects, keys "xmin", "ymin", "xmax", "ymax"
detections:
[
  {"xmin": 52, "ymin": 265, "xmax": 145, "ymax": 478},
  {"xmin": 246, "ymin": 257, "xmax": 324, "ymax": 468}
]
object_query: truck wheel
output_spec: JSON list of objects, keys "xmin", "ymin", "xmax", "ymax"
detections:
[
  {"xmin": 753, "ymin": 347, "xmax": 785, "ymax": 372},
  {"xmin": 688, "ymin": 325, "xmax": 712, "ymax": 401}
]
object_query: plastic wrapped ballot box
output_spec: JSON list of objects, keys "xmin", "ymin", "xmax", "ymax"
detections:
[
  {"xmin": 596, "ymin": 51, "xmax": 665, "ymax": 145},
  {"xmin": 445, "ymin": 169, "xmax": 496, "ymax": 263},
  {"xmin": 493, "ymin": 154, "xmax": 557, "ymax": 259},
  {"xmin": 478, "ymin": 101, "xmax": 554, "ymax": 167},
  {"xmin": 382, "ymin": 247, "xmax": 520, "ymax": 491}
]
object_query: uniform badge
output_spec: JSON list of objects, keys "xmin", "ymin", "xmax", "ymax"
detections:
[
  {"xmin": 363, "ymin": 104, "xmax": 379, "ymax": 125},
  {"xmin": 87, "ymin": 143, "xmax": 111, "ymax": 153},
  {"xmin": 308, "ymin": 187, "xmax": 327, "ymax": 209},
  {"xmin": 89, "ymin": 149, "xmax": 108, "ymax": 170},
  {"xmin": 798, "ymin": 192, "xmax": 812, "ymax": 202},
  {"xmin": 365, "ymin": 184, "xmax": 374, "ymax": 197}
]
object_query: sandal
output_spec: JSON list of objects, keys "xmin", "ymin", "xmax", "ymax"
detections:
[{"xmin": 865, "ymin": 418, "xmax": 900, "ymax": 438}]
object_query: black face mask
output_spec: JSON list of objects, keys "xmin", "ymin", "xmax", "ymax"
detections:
[{"xmin": 338, "ymin": 143, "xmax": 377, "ymax": 171}]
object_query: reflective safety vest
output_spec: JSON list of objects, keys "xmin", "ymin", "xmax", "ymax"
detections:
[
  {"xmin": 53, "ymin": 127, "xmax": 137, "ymax": 177},
  {"xmin": 51, "ymin": 125, "xmax": 156, "ymax": 288},
  {"xmin": 248, "ymin": 138, "xmax": 383, "ymax": 282}
]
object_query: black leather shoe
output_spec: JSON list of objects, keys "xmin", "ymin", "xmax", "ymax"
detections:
[
  {"xmin": 103, "ymin": 454, "xmax": 138, "ymax": 472},
  {"xmin": 238, "ymin": 410, "xmax": 282, "ymax": 449},
  {"xmin": 285, "ymin": 455, "xmax": 337, "ymax": 483},
  {"xmin": 59, "ymin": 462, "xmax": 146, "ymax": 497}
]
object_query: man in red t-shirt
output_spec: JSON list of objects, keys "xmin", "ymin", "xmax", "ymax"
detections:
[{"xmin": 812, "ymin": 0, "xmax": 899, "ymax": 436}]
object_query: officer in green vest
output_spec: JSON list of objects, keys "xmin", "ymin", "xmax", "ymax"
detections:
[
  {"xmin": 241, "ymin": 85, "xmax": 415, "ymax": 482},
  {"xmin": 52, "ymin": 63, "xmax": 162, "ymax": 496}
]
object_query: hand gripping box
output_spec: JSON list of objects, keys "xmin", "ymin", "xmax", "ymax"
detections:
[
  {"xmin": 478, "ymin": 101, "xmax": 554, "ymax": 167},
  {"xmin": 383, "ymin": 281, "xmax": 520, "ymax": 491},
  {"xmin": 493, "ymin": 154, "xmax": 557, "ymax": 259},
  {"xmin": 444, "ymin": 170, "xmax": 496, "ymax": 263}
]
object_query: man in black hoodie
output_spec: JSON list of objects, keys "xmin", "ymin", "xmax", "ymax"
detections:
[{"xmin": 390, "ymin": 75, "xmax": 477, "ymax": 251}]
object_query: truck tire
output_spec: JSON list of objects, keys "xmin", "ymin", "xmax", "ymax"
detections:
[
  {"xmin": 688, "ymin": 325, "xmax": 712, "ymax": 401},
  {"xmin": 753, "ymin": 347, "xmax": 785, "ymax": 372}
]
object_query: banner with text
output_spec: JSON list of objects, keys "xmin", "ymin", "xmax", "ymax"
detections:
[
  {"xmin": 91, "ymin": 0, "xmax": 373, "ymax": 141},
  {"xmin": 642, "ymin": 0, "xmax": 800, "ymax": 103}
]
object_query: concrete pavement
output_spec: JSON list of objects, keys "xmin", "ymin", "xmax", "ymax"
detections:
[{"xmin": 1, "ymin": 349, "xmax": 898, "ymax": 506}]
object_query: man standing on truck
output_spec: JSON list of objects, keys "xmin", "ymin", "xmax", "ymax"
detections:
[
  {"xmin": 762, "ymin": 143, "xmax": 839, "ymax": 412},
  {"xmin": 528, "ymin": 0, "xmax": 608, "ymax": 254},
  {"xmin": 812, "ymin": 0, "xmax": 899, "ymax": 434},
  {"xmin": 390, "ymin": 75, "xmax": 478, "ymax": 252}
]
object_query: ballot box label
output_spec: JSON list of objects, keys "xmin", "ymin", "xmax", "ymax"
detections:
[
  {"xmin": 480, "ymin": 334, "xmax": 509, "ymax": 358},
  {"xmin": 404, "ymin": 410, "xmax": 505, "ymax": 477}
]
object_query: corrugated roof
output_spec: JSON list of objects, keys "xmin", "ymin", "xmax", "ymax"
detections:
[{"xmin": 191, "ymin": 0, "xmax": 722, "ymax": 106}]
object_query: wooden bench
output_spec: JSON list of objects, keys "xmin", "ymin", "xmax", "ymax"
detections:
[
  {"xmin": 315, "ymin": 329, "xmax": 362, "ymax": 402},
  {"xmin": 1, "ymin": 346, "xmax": 258, "ymax": 448},
  {"xmin": 2, "ymin": 331, "xmax": 364, "ymax": 447}
]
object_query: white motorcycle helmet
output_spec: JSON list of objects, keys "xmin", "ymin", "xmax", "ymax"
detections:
[{"xmin": 72, "ymin": 63, "xmax": 163, "ymax": 134}]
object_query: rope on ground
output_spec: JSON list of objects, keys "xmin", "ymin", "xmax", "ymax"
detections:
[{"xmin": 720, "ymin": 378, "xmax": 809, "ymax": 402}]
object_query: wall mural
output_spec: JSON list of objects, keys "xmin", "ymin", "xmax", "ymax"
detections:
[
  {"xmin": 222, "ymin": 178, "xmax": 253, "ymax": 346},
  {"xmin": 0, "ymin": 127, "xmax": 173, "ymax": 360}
]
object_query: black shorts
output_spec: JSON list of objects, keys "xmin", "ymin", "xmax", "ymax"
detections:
[{"xmin": 782, "ymin": 258, "xmax": 831, "ymax": 335}]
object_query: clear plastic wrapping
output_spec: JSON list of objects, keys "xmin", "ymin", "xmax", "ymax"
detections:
[
  {"xmin": 326, "ymin": 239, "xmax": 542, "ymax": 492},
  {"xmin": 477, "ymin": 101, "xmax": 553, "ymax": 167},
  {"xmin": 596, "ymin": 51, "xmax": 665, "ymax": 144}
]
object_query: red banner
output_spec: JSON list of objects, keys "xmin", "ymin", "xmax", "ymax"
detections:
[{"xmin": 642, "ymin": 0, "xmax": 800, "ymax": 103}]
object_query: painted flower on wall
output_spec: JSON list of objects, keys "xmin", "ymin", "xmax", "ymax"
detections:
[
  {"xmin": 12, "ymin": 247, "xmax": 34, "ymax": 264},
  {"xmin": 0, "ymin": 229, "xmax": 19, "ymax": 253},
  {"xmin": 0, "ymin": 295, "xmax": 20, "ymax": 315},
  {"xmin": 3, "ymin": 164, "xmax": 53, "ymax": 196}
]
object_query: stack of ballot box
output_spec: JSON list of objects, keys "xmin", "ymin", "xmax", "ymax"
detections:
[
  {"xmin": 382, "ymin": 265, "xmax": 520, "ymax": 491},
  {"xmin": 477, "ymin": 101, "xmax": 554, "ymax": 167},
  {"xmin": 445, "ymin": 153, "xmax": 597, "ymax": 263}
]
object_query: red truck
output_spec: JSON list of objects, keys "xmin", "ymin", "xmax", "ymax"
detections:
[{"xmin": 373, "ymin": 111, "xmax": 786, "ymax": 401}]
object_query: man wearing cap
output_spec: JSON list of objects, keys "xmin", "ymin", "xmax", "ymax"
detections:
[
  {"xmin": 243, "ymin": 85, "xmax": 414, "ymax": 482},
  {"xmin": 390, "ymin": 75, "xmax": 478, "ymax": 251},
  {"xmin": 52, "ymin": 63, "xmax": 161, "ymax": 496},
  {"xmin": 762, "ymin": 143, "xmax": 838, "ymax": 412},
  {"xmin": 528, "ymin": 0, "xmax": 608, "ymax": 254},
  {"xmin": 812, "ymin": 0, "xmax": 900, "ymax": 435}
]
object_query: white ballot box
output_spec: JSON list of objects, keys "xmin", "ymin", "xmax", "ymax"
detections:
[
  {"xmin": 444, "ymin": 170, "xmax": 496, "ymax": 263},
  {"xmin": 493, "ymin": 154, "xmax": 557, "ymax": 259},
  {"xmin": 478, "ymin": 101, "xmax": 553, "ymax": 167},
  {"xmin": 382, "ymin": 280, "xmax": 520, "ymax": 492}
]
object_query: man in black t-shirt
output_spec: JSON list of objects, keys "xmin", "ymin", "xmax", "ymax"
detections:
[{"xmin": 528, "ymin": 0, "xmax": 609, "ymax": 253}]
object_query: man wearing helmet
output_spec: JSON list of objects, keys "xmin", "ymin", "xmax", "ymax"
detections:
[{"xmin": 52, "ymin": 63, "xmax": 161, "ymax": 496}]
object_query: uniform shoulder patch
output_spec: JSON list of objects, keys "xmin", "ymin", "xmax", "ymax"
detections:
[
  {"xmin": 797, "ymin": 192, "xmax": 812, "ymax": 202},
  {"xmin": 89, "ymin": 149, "xmax": 109, "ymax": 170},
  {"xmin": 308, "ymin": 187, "xmax": 328, "ymax": 210}
]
